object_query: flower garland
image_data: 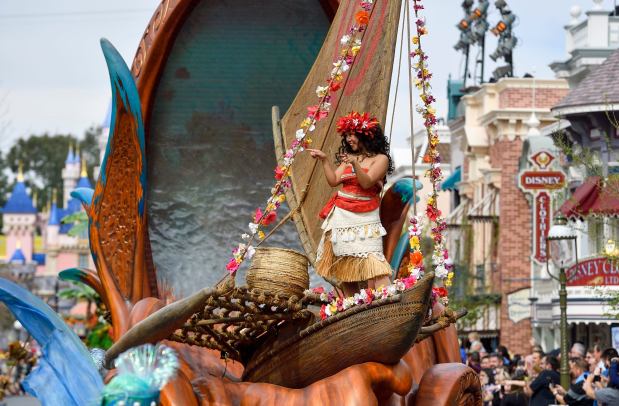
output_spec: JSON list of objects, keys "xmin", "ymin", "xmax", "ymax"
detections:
[
  {"xmin": 307, "ymin": 283, "xmax": 448, "ymax": 320},
  {"xmin": 408, "ymin": 0, "xmax": 454, "ymax": 288},
  {"xmin": 226, "ymin": 0, "xmax": 376, "ymax": 274}
]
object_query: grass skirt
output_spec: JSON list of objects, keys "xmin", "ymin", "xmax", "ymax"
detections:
[{"xmin": 316, "ymin": 231, "xmax": 392, "ymax": 283}]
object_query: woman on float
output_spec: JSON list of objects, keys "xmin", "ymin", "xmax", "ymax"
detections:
[{"xmin": 307, "ymin": 111, "xmax": 394, "ymax": 296}]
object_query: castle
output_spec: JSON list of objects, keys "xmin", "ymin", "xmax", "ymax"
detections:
[{"xmin": 1, "ymin": 147, "xmax": 94, "ymax": 311}]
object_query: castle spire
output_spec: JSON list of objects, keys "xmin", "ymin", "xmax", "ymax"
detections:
[
  {"xmin": 66, "ymin": 142, "xmax": 75, "ymax": 164},
  {"xmin": 17, "ymin": 160, "xmax": 24, "ymax": 182},
  {"xmin": 81, "ymin": 157, "xmax": 88, "ymax": 178}
]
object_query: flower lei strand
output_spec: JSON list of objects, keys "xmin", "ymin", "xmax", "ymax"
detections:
[
  {"xmin": 226, "ymin": 0, "xmax": 376, "ymax": 274},
  {"xmin": 410, "ymin": 0, "xmax": 453, "ymax": 290}
]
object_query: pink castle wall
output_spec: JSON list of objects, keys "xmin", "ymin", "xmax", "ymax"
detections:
[{"xmin": 56, "ymin": 252, "xmax": 78, "ymax": 274}]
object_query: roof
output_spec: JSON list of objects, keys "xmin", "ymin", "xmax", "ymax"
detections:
[
  {"xmin": 48, "ymin": 203, "xmax": 60, "ymax": 226},
  {"xmin": 2, "ymin": 181, "xmax": 37, "ymax": 214},
  {"xmin": 9, "ymin": 248, "xmax": 26, "ymax": 264},
  {"xmin": 553, "ymin": 48, "xmax": 619, "ymax": 111},
  {"xmin": 559, "ymin": 176, "xmax": 619, "ymax": 219},
  {"xmin": 76, "ymin": 176, "xmax": 92, "ymax": 189},
  {"xmin": 441, "ymin": 166, "xmax": 461, "ymax": 191}
]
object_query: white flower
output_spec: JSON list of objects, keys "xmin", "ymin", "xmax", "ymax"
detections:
[
  {"xmin": 435, "ymin": 264, "xmax": 448, "ymax": 279},
  {"xmin": 241, "ymin": 233, "xmax": 250, "ymax": 241},
  {"xmin": 245, "ymin": 245, "xmax": 256, "ymax": 259},
  {"xmin": 387, "ymin": 284, "xmax": 397, "ymax": 296},
  {"xmin": 340, "ymin": 34, "xmax": 351, "ymax": 45},
  {"xmin": 325, "ymin": 306, "xmax": 333, "ymax": 317},
  {"xmin": 320, "ymin": 292, "xmax": 328, "ymax": 302},
  {"xmin": 248, "ymin": 222, "xmax": 259, "ymax": 234},
  {"xmin": 307, "ymin": 124, "xmax": 316, "ymax": 132},
  {"xmin": 295, "ymin": 129, "xmax": 305, "ymax": 140},
  {"xmin": 321, "ymin": 102, "xmax": 331, "ymax": 112},
  {"xmin": 283, "ymin": 157, "xmax": 292, "ymax": 166},
  {"xmin": 315, "ymin": 85, "xmax": 329, "ymax": 97},
  {"xmin": 340, "ymin": 61, "xmax": 350, "ymax": 72}
]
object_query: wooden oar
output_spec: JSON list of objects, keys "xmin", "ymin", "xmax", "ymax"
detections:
[{"xmin": 104, "ymin": 276, "xmax": 234, "ymax": 368}]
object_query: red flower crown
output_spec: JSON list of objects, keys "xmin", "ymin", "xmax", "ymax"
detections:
[{"xmin": 336, "ymin": 111, "xmax": 379, "ymax": 138}]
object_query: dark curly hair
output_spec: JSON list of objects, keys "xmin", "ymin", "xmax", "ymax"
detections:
[{"xmin": 335, "ymin": 126, "xmax": 394, "ymax": 174}]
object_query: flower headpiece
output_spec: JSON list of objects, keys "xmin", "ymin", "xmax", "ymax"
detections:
[{"xmin": 336, "ymin": 111, "xmax": 379, "ymax": 138}]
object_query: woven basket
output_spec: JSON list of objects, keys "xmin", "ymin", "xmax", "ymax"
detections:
[{"xmin": 246, "ymin": 247, "xmax": 309, "ymax": 298}]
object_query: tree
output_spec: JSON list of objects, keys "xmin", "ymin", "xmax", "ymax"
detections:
[{"xmin": 3, "ymin": 127, "xmax": 101, "ymax": 210}]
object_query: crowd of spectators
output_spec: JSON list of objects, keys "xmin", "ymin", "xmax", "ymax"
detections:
[{"xmin": 462, "ymin": 333, "xmax": 619, "ymax": 406}]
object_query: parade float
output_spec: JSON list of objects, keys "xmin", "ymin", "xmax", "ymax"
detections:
[{"xmin": 2, "ymin": 0, "xmax": 482, "ymax": 404}]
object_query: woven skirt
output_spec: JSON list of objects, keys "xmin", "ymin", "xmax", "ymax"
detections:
[{"xmin": 316, "ymin": 207, "xmax": 392, "ymax": 283}]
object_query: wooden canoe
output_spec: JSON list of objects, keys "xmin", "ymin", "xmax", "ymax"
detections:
[{"xmin": 241, "ymin": 272, "xmax": 434, "ymax": 388}]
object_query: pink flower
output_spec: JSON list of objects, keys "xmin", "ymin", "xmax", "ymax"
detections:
[
  {"xmin": 311, "ymin": 286, "xmax": 325, "ymax": 294},
  {"xmin": 226, "ymin": 258, "xmax": 240, "ymax": 273},
  {"xmin": 307, "ymin": 105, "xmax": 329, "ymax": 121},
  {"xmin": 253, "ymin": 207, "xmax": 263, "ymax": 223}
]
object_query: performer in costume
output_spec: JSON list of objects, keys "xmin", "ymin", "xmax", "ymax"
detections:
[{"xmin": 307, "ymin": 111, "xmax": 394, "ymax": 296}]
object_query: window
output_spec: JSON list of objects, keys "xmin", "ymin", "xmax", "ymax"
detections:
[{"xmin": 475, "ymin": 264, "xmax": 485, "ymax": 294}]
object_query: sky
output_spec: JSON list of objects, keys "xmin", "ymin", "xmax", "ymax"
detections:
[{"xmin": 0, "ymin": 0, "xmax": 612, "ymax": 151}]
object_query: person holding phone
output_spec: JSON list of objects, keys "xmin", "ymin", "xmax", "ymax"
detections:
[
  {"xmin": 308, "ymin": 112, "xmax": 394, "ymax": 297},
  {"xmin": 526, "ymin": 355, "xmax": 560, "ymax": 406}
]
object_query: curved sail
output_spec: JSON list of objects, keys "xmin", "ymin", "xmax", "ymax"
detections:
[{"xmin": 277, "ymin": 0, "xmax": 403, "ymax": 264}]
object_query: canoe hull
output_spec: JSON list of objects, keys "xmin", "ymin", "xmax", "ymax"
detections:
[{"xmin": 242, "ymin": 273, "xmax": 434, "ymax": 388}]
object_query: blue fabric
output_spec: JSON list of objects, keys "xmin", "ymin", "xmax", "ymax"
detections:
[
  {"xmin": 441, "ymin": 166, "xmax": 461, "ymax": 191},
  {"xmin": 32, "ymin": 253, "xmax": 46, "ymax": 266},
  {"xmin": 0, "ymin": 278, "xmax": 103, "ymax": 405},
  {"xmin": 2, "ymin": 182, "xmax": 37, "ymax": 214},
  {"xmin": 392, "ymin": 177, "xmax": 423, "ymax": 204}
]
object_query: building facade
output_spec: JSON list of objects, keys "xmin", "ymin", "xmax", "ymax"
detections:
[{"xmin": 447, "ymin": 78, "xmax": 569, "ymax": 354}]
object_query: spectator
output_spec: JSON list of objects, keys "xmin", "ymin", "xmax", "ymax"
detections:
[
  {"xmin": 551, "ymin": 357, "xmax": 593, "ymax": 406},
  {"xmin": 469, "ymin": 351, "xmax": 482, "ymax": 374},
  {"xmin": 501, "ymin": 369, "xmax": 528, "ymax": 406},
  {"xmin": 600, "ymin": 348, "xmax": 619, "ymax": 379},
  {"xmin": 498, "ymin": 345, "xmax": 512, "ymax": 369},
  {"xmin": 481, "ymin": 355, "xmax": 491, "ymax": 370},
  {"xmin": 570, "ymin": 342, "xmax": 586, "ymax": 359},
  {"xmin": 583, "ymin": 359, "xmax": 619, "ymax": 406},
  {"xmin": 593, "ymin": 344, "xmax": 604, "ymax": 370},
  {"xmin": 481, "ymin": 368, "xmax": 497, "ymax": 406},
  {"xmin": 585, "ymin": 349, "xmax": 597, "ymax": 373},
  {"xmin": 529, "ymin": 349, "xmax": 544, "ymax": 378},
  {"xmin": 490, "ymin": 353, "xmax": 504, "ymax": 369},
  {"xmin": 469, "ymin": 332, "xmax": 487, "ymax": 356},
  {"xmin": 525, "ymin": 355, "xmax": 560, "ymax": 406}
]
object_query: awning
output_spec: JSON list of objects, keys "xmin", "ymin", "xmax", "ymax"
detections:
[
  {"xmin": 559, "ymin": 176, "xmax": 619, "ymax": 219},
  {"xmin": 467, "ymin": 188, "xmax": 498, "ymax": 222},
  {"xmin": 441, "ymin": 166, "xmax": 461, "ymax": 191}
]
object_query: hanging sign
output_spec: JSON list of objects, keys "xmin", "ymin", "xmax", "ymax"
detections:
[
  {"xmin": 534, "ymin": 192, "xmax": 551, "ymax": 263},
  {"xmin": 518, "ymin": 150, "xmax": 567, "ymax": 265},
  {"xmin": 566, "ymin": 257, "xmax": 619, "ymax": 286}
]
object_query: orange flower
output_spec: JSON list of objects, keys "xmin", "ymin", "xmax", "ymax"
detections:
[
  {"xmin": 355, "ymin": 10, "xmax": 370, "ymax": 26},
  {"xmin": 422, "ymin": 154, "xmax": 431, "ymax": 163},
  {"xmin": 410, "ymin": 251, "xmax": 423, "ymax": 266}
]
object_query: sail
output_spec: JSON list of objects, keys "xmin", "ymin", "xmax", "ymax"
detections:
[{"xmin": 277, "ymin": 0, "xmax": 403, "ymax": 264}]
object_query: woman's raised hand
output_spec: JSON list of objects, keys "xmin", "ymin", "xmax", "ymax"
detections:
[{"xmin": 307, "ymin": 149, "xmax": 327, "ymax": 161}]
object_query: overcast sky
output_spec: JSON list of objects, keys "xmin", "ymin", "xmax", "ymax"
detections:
[{"xmin": 0, "ymin": 0, "xmax": 610, "ymax": 151}]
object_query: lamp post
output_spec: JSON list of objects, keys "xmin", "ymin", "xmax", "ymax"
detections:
[{"xmin": 545, "ymin": 213, "xmax": 578, "ymax": 390}]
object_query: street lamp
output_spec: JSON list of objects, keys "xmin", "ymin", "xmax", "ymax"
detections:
[{"xmin": 546, "ymin": 213, "xmax": 578, "ymax": 390}]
